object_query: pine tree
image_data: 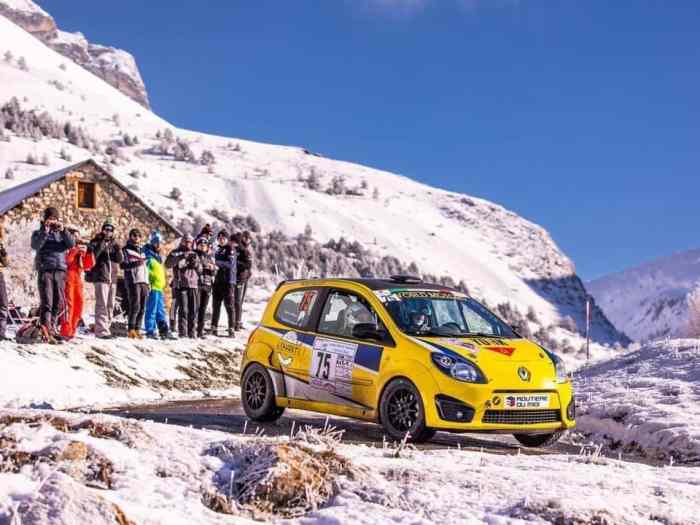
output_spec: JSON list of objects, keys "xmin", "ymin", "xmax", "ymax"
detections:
[
  {"xmin": 26, "ymin": 153, "xmax": 36, "ymax": 164},
  {"xmin": 372, "ymin": 187, "xmax": 380, "ymax": 200},
  {"xmin": 17, "ymin": 56, "xmax": 28, "ymax": 71},
  {"xmin": 59, "ymin": 147, "xmax": 72, "ymax": 161},
  {"xmin": 4, "ymin": 168, "xmax": 14, "ymax": 179},
  {"xmin": 169, "ymin": 187, "xmax": 182, "ymax": 200},
  {"xmin": 3, "ymin": 50, "xmax": 12, "ymax": 63},
  {"xmin": 40, "ymin": 153, "xmax": 49, "ymax": 166}
]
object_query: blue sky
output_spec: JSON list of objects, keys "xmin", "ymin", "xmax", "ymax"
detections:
[{"xmin": 44, "ymin": 0, "xmax": 700, "ymax": 280}]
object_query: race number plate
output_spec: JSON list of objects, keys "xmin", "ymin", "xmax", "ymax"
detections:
[
  {"xmin": 309, "ymin": 338, "xmax": 357, "ymax": 397},
  {"xmin": 501, "ymin": 393, "xmax": 550, "ymax": 409}
]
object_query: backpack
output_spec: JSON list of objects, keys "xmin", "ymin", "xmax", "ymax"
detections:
[{"xmin": 15, "ymin": 319, "xmax": 56, "ymax": 344}]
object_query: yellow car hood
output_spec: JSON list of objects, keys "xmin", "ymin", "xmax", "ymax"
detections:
[{"xmin": 416, "ymin": 335, "xmax": 548, "ymax": 364}]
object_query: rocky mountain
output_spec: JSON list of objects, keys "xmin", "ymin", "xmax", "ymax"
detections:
[
  {"xmin": 588, "ymin": 249, "xmax": 700, "ymax": 342},
  {"xmin": 0, "ymin": 0, "xmax": 149, "ymax": 108},
  {"xmin": 0, "ymin": 6, "xmax": 628, "ymax": 363}
]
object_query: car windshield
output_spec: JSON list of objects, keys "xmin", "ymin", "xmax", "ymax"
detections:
[{"xmin": 381, "ymin": 290, "xmax": 517, "ymax": 338}]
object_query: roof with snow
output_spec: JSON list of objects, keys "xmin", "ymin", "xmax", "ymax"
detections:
[{"xmin": 0, "ymin": 159, "xmax": 181, "ymax": 235}]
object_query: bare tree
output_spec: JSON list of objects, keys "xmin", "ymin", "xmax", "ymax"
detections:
[
  {"xmin": 3, "ymin": 50, "xmax": 12, "ymax": 63},
  {"xmin": 17, "ymin": 56, "xmax": 28, "ymax": 71}
]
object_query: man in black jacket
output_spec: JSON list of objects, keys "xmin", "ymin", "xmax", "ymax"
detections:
[
  {"xmin": 234, "ymin": 230, "xmax": 254, "ymax": 331},
  {"xmin": 211, "ymin": 230, "xmax": 237, "ymax": 337},
  {"xmin": 87, "ymin": 219, "xmax": 123, "ymax": 339},
  {"xmin": 30, "ymin": 207, "xmax": 75, "ymax": 337}
]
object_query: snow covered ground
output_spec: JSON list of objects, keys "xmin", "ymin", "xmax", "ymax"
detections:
[
  {"xmin": 0, "ymin": 291, "xmax": 267, "ymax": 411},
  {"xmin": 1, "ymin": 408, "xmax": 699, "ymax": 525},
  {"xmin": 575, "ymin": 338, "xmax": 700, "ymax": 465}
]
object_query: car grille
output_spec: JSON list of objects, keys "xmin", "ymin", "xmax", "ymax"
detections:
[{"xmin": 482, "ymin": 409, "xmax": 561, "ymax": 425}]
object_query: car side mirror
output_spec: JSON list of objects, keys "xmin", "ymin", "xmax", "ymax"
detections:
[{"xmin": 352, "ymin": 323, "xmax": 386, "ymax": 342}]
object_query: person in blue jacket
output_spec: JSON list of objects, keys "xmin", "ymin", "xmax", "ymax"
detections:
[
  {"xmin": 30, "ymin": 207, "xmax": 75, "ymax": 337},
  {"xmin": 210, "ymin": 230, "xmax": 237, "ymax": 337}
]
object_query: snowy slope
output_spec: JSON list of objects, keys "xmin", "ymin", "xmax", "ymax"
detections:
[
  {"xmin": 0, "ymin": 9, "xmax": 625, "ymax": 354},
  {"xmin": 576, "ymin": 338, "xmax": 700, "ymax": 464},
  {"xmin": 0, "ymin": 0, "xmax": 150, "ymax": 107},
  {"xmin": 588, "ymin": 249, "xmax": 700, "ymax": 341},
  {"xmin": 2, "ymin": 409, "xmax": 700, "ymax": 525}
]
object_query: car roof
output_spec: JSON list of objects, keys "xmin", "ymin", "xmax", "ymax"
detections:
[{"xmin": 279, "ymin": 277, "xmax": 464, "ymax": 293}]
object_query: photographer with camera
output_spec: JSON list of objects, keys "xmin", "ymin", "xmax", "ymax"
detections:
[
  {"xmin": 30, "ymin": 207, "xmax": 76, "ymax": 340},
  {"xmin": 165, "ymin": 233, "xmax": 202, "ymax": 338},
  {"xmin": 121, "ymin": 228, "xmax": 149, "ymax": 339},
  {"xmin": 0, "ymin": 216, "xmax": 10, "ymax": 341},
  {"xmin": 86, "ymin": 218, "xmax": 123, "ymax": 339},
  {"xmin": 60, "ymin": 227, "xmax": 94, "ymax": 340},
  {"xmin": 211, "ymin": 230, "xmax": 237, "ymax": 337},
  {"xmin": 234, "ymin": 230, "xmax": 254, "ymax": 332}
]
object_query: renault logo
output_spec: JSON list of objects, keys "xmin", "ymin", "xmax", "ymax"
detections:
[{"xmin": 518, "ymin": 367, "xmax": 531, "ymax": 382}]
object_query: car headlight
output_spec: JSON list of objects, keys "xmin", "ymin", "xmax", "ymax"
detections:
[
  {"xmin": 431, "ymin": 353, "xmax": 486, "ymax": 384},
  {"xmin": 543, "ymin": 349, "xmax": 568, "ymax": 382}
]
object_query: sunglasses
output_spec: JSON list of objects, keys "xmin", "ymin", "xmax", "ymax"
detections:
[{"xmin": 102, "ymin": 227, "xmax": 114, "ymax": 233}]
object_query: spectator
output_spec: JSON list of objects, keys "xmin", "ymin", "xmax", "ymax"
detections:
[
  {"xmin": 0, "ymin": 216, "xmax": 10, "ymax": 341},
  {"xmin": 87, "ymin": 219, "xmax": 123, "ymax": 339},
  {"xmin": 195, "ymin": 236, "xmax": 215, "ymax": 338},
  {"xmin": 197, "ymin": 223, "xmax": 214, "ymax": 244},
  {"xmin": 143, "ymin": 230, "xmax": 175, "ymax": 340},
  {"xmin": 211, "ymin": 231, "xmax": 237, "ymax": 337},
  {"xmin": 60, "ymin": 227, "xmax": 94, "ymax": 340},
  {"xmin": 235, "ymin": 230, "xmax": 254, "ymax": 331},
  {"xmin": 121, "ymin": 228, "xmax": 149, "ymax": 339},
  {"xmin": 31, "ymin": 207, "xmax": 75, "ymax": 340},
  {"xmin": 165, "ymin": 234, "xmax": 201, "ymax": 338}
]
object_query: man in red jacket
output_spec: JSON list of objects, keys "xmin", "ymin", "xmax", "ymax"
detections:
[{"xmin": 60, "ymin": 227, "xmax": 94, "ymax": 339}]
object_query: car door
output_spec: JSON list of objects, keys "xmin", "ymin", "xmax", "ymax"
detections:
[
  {"xmin": 311, "ymin": 289, "xmax": 391, "ymax": 412},
  {"xmin": 271, "ymin": 288, "xmax": 321, "ymax": 399}
]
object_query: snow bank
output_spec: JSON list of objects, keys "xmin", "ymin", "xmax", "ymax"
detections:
[
  {"xmin": 576, "ymin": 338, "xmax": 700, "ymax": 464},
  {"xmin": 1, "ymin": 409, "xmax": 699, "ymax": 524},
  {"xmin": 0, "ymin": 333, "xmax": 246, "ymax": 410}
]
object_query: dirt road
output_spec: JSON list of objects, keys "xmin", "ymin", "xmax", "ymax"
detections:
[{"xmin": 103, "ymin": 397, "xmax": 601, "ymax": 459}]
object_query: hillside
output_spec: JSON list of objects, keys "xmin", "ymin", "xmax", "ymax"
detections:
[
  {"xmin": 588, "ymin": 249, "xmax": 700, "ymax": 341},
  {"xmin": 0, "ymin": 7, "xmax": 627, "ymax": 359}
]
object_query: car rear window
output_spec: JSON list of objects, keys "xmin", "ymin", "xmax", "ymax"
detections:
[{"xmin": 274, "ymin": 289, "xmax": 319, "ymax": 329}]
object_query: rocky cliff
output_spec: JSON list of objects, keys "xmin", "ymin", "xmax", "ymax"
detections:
[{"xmin": 0, "ymin": 0, "xmax": 150, "ymax": 108}]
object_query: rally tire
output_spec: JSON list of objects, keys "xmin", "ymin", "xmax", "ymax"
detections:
[
  {"xmin": 241, "ymin": 363, "xmax": 285, "ymax": 422},
  {"xmin": 379, "ymin": 378, "xmax": 436, "ymax": 443},
  {"xmin": 513, "ymin": 431, "xmax": 564, "ymax": 448}
]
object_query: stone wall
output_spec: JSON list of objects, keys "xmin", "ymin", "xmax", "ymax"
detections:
[
  {"xmin": 0, "ymin": 162, "xmax": 180, "ymax": 310},
  {"xmin": 3, "ymin": 163, "xmax": 178, "ymax": 246}
]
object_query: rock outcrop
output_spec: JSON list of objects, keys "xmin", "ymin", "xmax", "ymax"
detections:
[{"xmin": 0, "ymin": 0, "xmax": 150, "ymax": 108}]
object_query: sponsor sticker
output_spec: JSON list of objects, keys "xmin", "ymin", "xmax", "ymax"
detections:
[
  {"xmin": 444, "ymin": 338, "xmax": 480, "ymax": 356},
  {"xmin": 485, "ymin": 346, "xmax": 516, "ymax": 357},
  {"xmin": 503, "ymin": 393, "xmax": 550, "ymax": 409}
]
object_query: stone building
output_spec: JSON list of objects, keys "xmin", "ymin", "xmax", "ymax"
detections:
[
  {"xmin": 0, "ymin": 159, "xmax": 181, "ymax": 305},
  {"xmin": 0, "ymin": 158, "xmax": 179, "ymax": 242}
]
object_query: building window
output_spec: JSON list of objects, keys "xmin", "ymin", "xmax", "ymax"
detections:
[{"xmin": 77, "ymin": 182, "xmax": 96, "ymax": 209}]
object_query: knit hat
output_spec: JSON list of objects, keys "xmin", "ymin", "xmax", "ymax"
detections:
[
  {"xmin": 129, "ymin": 228, "xmax": 142, "ymax": 238},
  {"xmin": 43, "ymin": 207, "xmax": 59, "ymax": 221},
  {"xmin": 195, "ymin": 236, "xmax": 209, "ymax": 246},
  {"xmin": 217, "ymin": 229, "xmax": 229, "ymax": 239},
  {"xmin": 102, "ymin": 217, "xmax": 115, "ymax": 230},
  {"xmin": 149, "ymin": 230, "xmax": 163, "ymax": 246}
]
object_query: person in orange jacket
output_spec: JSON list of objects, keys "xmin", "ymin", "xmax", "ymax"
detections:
[{"xmin": 60, "ymin": 227, "xmax": 95, "ymax": 339}]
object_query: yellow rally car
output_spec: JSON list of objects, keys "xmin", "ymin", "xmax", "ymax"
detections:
[{"xmin": 240, "ymin": 276, "xmax": 575, "ymax": 446}]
